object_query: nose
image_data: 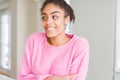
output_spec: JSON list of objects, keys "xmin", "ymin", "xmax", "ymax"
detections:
[{"xmin": 47, "ymin": 17, "xmax": 53, "ymax": 25}]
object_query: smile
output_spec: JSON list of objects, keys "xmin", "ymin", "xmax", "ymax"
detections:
[{"xmin": 46, "ymin": 27, "xmax": 55, "ymax": 31}]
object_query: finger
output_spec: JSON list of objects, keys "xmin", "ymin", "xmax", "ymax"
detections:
[
  {"xmin": 63, "ymin": 76, "xmax": 70, "ymax": 80},
  {"xmin": 69, "ymin": 74, "xmax": 78, "ymax": 78}
]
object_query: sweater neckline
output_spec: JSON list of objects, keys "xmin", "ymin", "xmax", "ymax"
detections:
[{"xmin": 43, "ymin": 33, "xmax": 75, "ymax": 48}]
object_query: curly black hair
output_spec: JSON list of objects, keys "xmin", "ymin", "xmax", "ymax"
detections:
[{"xmin": 41, "ymin": 0, "xmax": 75, "ymax": 23}]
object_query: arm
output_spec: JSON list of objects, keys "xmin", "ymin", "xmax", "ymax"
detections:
[
  {"xmin": 69, "ymin": 38, "xmax": 89, "ymax": 80},
  {"xmin": 18, "ymin": 35, "xmax": 50, "ymax": 80},
  {"xmin": 44, "ymin": 74, "xmax": 77, "ymax": 80}
]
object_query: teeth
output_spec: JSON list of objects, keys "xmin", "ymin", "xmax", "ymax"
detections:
[{"xmin": 47, "ymin": 27, "xmax": 55, "ymax": 31}]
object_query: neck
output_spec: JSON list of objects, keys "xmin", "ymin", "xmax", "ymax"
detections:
[{"xmin": 47, "ymin": 34, "xmax": 70, "ymax": 46}]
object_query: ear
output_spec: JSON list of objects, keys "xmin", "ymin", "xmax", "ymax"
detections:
[{"xmin": 65, "ymin": 16, "xmax": 70, "ymax": 25}]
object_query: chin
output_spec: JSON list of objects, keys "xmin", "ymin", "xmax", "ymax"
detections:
[{"xmin": 46, "ymin": 33, "xmax": 56, "ymax": 38}]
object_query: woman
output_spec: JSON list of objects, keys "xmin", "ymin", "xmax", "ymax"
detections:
[{"xmin": 18, "ymin": 0, "xmax": 89, "ymax": 80}]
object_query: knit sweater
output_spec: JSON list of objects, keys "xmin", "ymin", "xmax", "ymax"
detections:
[{"xmin": 18, "ymin": 32, "xmax": 89, "ymax": 80}]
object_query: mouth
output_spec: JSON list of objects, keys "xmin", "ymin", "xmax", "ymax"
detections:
[
  {"xmin": 47, "ymin": 27, "xmax": 55, "ymax": 31},
  {"xmin": 45, "ymin": 27, "xmax": 56, "ymax": 32}
]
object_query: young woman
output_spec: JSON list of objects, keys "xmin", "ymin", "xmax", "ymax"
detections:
[{"xmin": 18, "ymin": 0, "xmax": 89, "ymax": 80}]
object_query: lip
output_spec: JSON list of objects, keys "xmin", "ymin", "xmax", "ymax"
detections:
[
  {"xmin": 47, "ymin": 27, "xmax": 55, "ymax": 31},
  {"xmin": 45, "ymin": 27, "xmax": 56, "ymax": 32}
]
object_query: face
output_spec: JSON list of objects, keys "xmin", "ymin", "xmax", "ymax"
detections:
[{"xmin": 41, "ymin": 3, "xmax": 69, "ymax": 38}]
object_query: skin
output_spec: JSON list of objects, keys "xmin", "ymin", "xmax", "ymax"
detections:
[
  {"xmin": 41, "ymin": 3, "xmax": 77, "ymax": 80},
  {"xmin": 41, "ymin": 3, "xmax": 70, "ymax": 46},
  {"xmin": 45, "ymin": 74, "xmax": 78, "ymax": 80}
]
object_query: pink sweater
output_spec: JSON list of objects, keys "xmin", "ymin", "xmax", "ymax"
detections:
[{"xmin": 18, "ymin": 32, "xmax": 89, "ymax": 80}]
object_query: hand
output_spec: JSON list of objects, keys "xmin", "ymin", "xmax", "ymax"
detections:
[{"xmin": 44, "ymin": 74, "xmax": 77, "ymax": 80}]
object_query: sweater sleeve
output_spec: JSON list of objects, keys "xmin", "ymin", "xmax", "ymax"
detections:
[
  {"xmin": 69, "ymin": 38, "xmax": 89, "ymax": 80},
  {"xmin": 18, "ymin": 34, "xmax": 50, "ymax": 80}
]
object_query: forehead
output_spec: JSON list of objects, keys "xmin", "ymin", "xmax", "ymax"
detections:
[{"xmin": 42, "ymin": 3, "xmax": 65, "ymax": 15}]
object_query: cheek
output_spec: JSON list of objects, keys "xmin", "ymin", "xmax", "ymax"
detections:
[
  {"xmin": 57, "ymin": 23, "xmax": 66, "ymax": 31},
  {"xmin": 57, "ymin": 19, "xmax": 66, "ymax": 26},
  {"xmin": 42, "ymin": 22, "xmax": 46, "ymax": 28}
]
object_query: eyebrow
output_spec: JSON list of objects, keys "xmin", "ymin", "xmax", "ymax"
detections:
[{"xmin": 41, "ymin": 11, "xmax": 60, "ymax": 15}]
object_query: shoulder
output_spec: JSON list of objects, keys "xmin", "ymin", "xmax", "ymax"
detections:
[
  {"xmin": 28, "ymin": 32, "xmax": 45, "ymax": 38},
  {"xmin": 73, "ymin": 35, "xmax": 89, "ymax": 50},
  {"xmin": 73, "ymin": 35, "xmax": 89, "ymax": 57},
  {"xmin": 78, "ymin": 37, "xmax": 89, "ymax": 46},
  {"xmin": 26, "ymin": 32, "xmax": 46, "ymax": 43},
  {"xmin": 28, "ymin": 32, "xmax": 45, "ymax": 40}
]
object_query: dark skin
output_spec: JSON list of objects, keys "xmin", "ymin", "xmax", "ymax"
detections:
[{"xmin": 41, "ymin": 3, "xmax": 70, "ymax": 46}]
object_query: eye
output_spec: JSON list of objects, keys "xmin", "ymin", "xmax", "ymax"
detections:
[
  {"xmin": 41, "ymin": 16, "xmax": 47, "ymax": 21},
  {"xmin": 52, "ymin": 15, "xmax": 58, "ymax": 20}
]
